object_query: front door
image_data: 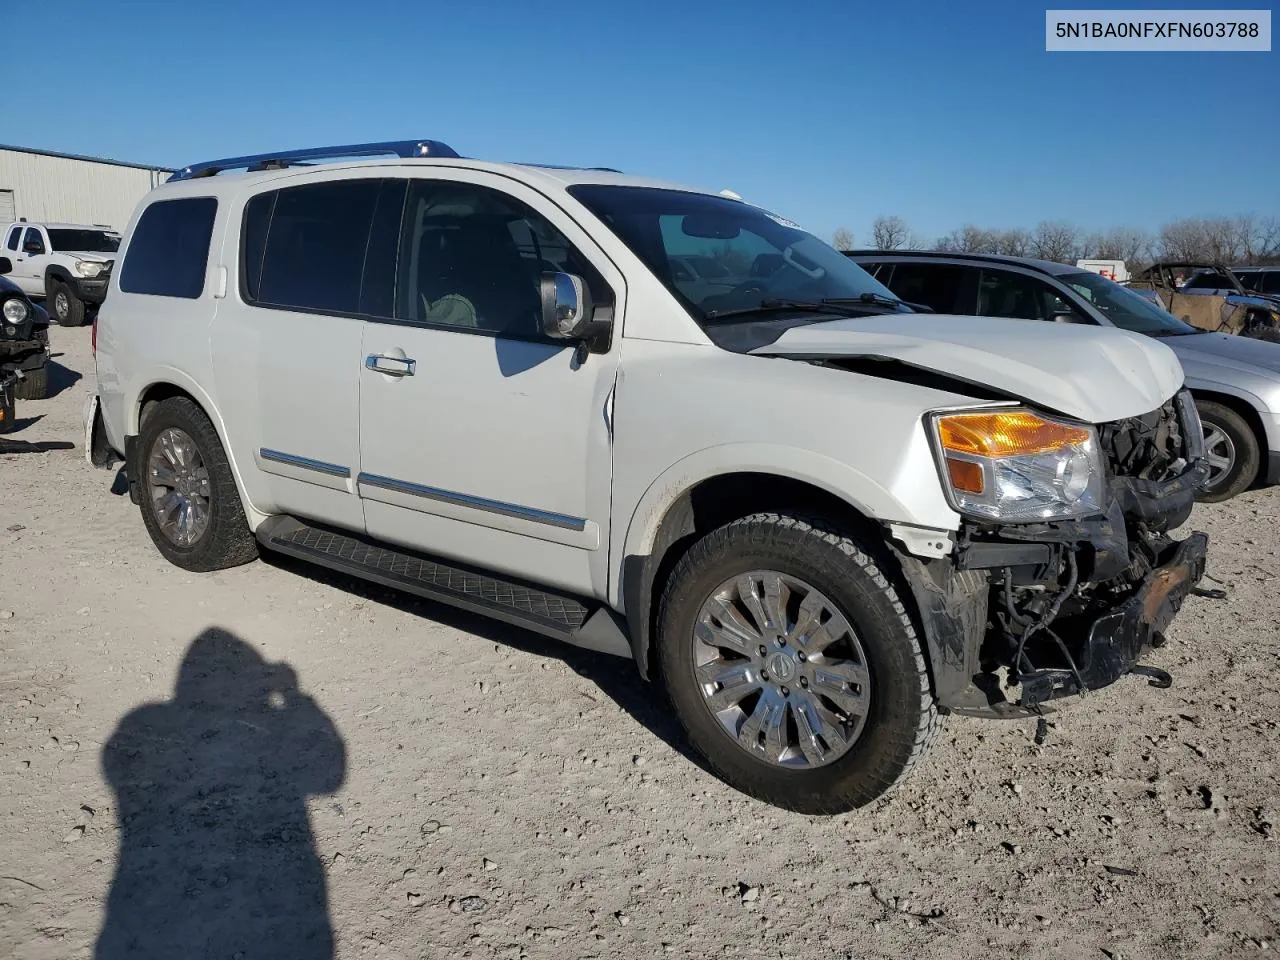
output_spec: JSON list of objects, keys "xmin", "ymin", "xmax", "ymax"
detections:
[
  {"xmin": 14, "ymin": 226, "xmax": 47, "ymax": 295},
  {"xmin": 357, "ymin": 173, "xmax": 623, "ymax": 597}
]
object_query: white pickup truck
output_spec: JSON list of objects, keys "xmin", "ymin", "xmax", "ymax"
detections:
[
  {"xmin": 1, "ymin": 221, "xmax": 120, "ymax": 325},
  {"xmin": 85, "ymin": 140, "xmax": 1210, "ymax": 812}
]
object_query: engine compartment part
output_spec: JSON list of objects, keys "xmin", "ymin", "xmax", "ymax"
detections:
[{"xmin": 897, "ymin": 392, "xmax": 1209, "ymax": 717}]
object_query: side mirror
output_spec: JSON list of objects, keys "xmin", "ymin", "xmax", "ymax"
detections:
[
  {"xmin": 540, "ymin": 272, "xmax": 600, "ymax": 340},
  {"xmin": 0, "ymin": 257, "xmax": 10, "ymax": 275},
  {"xmin": 23, "ymin": 243, "xmax": 41, "ymax": 256},
  {"xmin": 1049, "ymin": 309, "xmax": 1085, "ymax": 324}
]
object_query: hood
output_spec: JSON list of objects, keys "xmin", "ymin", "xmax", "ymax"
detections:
[
  {"xmin": 1228, "ymin": 292, "xmax": 1280, "ymax": 310},
  {"xmin": 1167, "ymin": 330, "xmax": 1280, "ymax": 378},
  {"xmin": 750, "ymin": 314, "xmax": 1183, "ymax": 423}
]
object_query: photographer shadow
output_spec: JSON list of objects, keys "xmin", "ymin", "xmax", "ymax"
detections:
[{"xmin": 95, "ymin": 627, "xmax": 345, "ymax": 960}]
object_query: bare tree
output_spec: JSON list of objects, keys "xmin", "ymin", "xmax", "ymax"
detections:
[
  {"xmin": 831, "ymin": 227, "xmax": 855, "ymax": 252},
  {"xmin": 1080, "ymin": 226, "xmax": 1153, "ymax": 263},
  {"xmin": 994, "ymin": 229, "xmax": 1031, "ymax": 257},
  {"xmin": 871, "ymin": 215, "xmax": 910, "ymax": 250},
  {"xmin": 1030, "ymin": 221, "xmax": 1080, "ymax": 263}
]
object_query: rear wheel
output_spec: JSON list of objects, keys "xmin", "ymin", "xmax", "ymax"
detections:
[
  {"xmin": 1195, "ymin": 400, "xmax": 1259, "ymax": 502},
  {"xmin": 657, "ymin": 513, "xmax": 940, "ymax": 814},
  {"xmin": 136, "ymin": 397, "xmax": 258, "ymax": 571},
  {"xmin": 49, "ymin": 280, "xmax": 86, "ymax": 326}
]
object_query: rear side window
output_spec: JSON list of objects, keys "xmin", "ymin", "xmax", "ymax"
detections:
[
  {"xmin": 119, "ymin": 197, "xmax": 218, "ymax": 298},
  {"xmin": 246, "ymin": 179, "xmax": 384, "ymax": 315},
  {"xmin": 4, "ymin": 226, "xmax": 19, "ymax": 251}
]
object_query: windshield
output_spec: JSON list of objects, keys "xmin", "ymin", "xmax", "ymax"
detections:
[
  {"xmin": 567, "ymin": 185, "xmax": 904, "ymax": 324},
  {"xmin": 1062, "ymin": 271, "xmax": 1199, "ymax": 336},
  {"xmin": 48, "ymin": 229, "xmax": 120, "ymax": 253}
]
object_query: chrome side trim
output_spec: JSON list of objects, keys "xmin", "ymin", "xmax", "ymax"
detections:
[
  {"xmin": 356, "ymin": 472, "xmax": 586, "ymax": 531},
  {"xmin": 260, "ymin": 448, "xmax": 351, "ymax": 479}
]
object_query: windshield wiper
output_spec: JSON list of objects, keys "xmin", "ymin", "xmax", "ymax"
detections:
[
  {"xmin": 818, "ymin": 293, "xmax": 913, "ymax": 310},
  {"xmin": 705, "ymin": 294, "xmax": 907, "ymax": 323}
]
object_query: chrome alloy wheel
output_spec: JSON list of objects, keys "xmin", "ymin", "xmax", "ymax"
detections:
[
  {"xmin": 1202, "ymin": 422, "xmax": 1237, "ymax": 488},
  {"xmin": 692, "ymin": 571, "xmax": 871, "ymax": 769},
  {"xmin": 147, "ymin": 427, "xmax": 212, "ymax": 547},
  {"xmin": 54, "ymin": 290, "xmax": 70, "ymax": 321}
]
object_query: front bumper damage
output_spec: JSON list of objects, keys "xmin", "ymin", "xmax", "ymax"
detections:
[{"xmin": 896, "ymin": 398, "xmax": 1210, "ymax": 718}]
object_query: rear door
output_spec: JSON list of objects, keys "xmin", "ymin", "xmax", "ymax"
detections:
[
  {"xmin": 877, "ymin": 261, "xmax": 975, "ymax": 314},
  {"xmin": 209, "ymin": 174, "xmax": 400, "ymax": 531}
]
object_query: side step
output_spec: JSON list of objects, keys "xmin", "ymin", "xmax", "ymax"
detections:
[{"xmin": 255, "ymin": 516, "xmax": 631, "ymax": 658}]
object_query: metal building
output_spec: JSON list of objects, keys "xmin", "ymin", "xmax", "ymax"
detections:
[{"xmin": 0, "ymin": 145, "xmax": 173, "ymax": 232}]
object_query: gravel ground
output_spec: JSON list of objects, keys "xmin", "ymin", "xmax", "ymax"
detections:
[{"xmin": 2, "ymin": 324, "xmax": 1278, "ymax": 959}]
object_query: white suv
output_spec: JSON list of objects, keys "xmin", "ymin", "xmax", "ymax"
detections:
[
  {"xmin": 1, "ymin": 220, "xmax": 120, "ymax": 325},
  {"xmin": 86, "ymin": 139, "xmax": 1210, "ymax": 812}
]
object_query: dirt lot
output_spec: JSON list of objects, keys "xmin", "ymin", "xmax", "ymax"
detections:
[{"xmin": 2, "ymin": 324, "xmax": 1278, "ymax": 959}]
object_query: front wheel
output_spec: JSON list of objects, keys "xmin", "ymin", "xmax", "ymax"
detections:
[
  {"xmin": 49, "ymin": 280, "xmax": 86, "ymax": 326},
  {"xmin": 136, "ymin": 396, "xmax": 259, "ymax": 571},
  {"xmin": 657, "ymin": 513, "xmax": 940, "ymax": 814},
  {"xmin": 1196, "ymin": 400, "xmax": 1259, "ymax": 503}
]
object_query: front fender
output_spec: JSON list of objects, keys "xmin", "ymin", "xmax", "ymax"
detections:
[{"xmin": 615, "ymin": 442, "xmax": 946, "ymax": 605}]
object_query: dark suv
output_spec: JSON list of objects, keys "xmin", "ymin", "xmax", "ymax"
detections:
[
  {"xmin": 848, "ymin": 250, "xmax": 1280, "ymax": 502},
  {"xmin": 0, "ymin": 255, "xmax": 51, "ymax": 405}
]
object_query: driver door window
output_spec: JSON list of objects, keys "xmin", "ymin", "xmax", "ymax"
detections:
[
  {"xmin": 22, "ymin": 228, "xmax": 45, "ymax": 255},
  {"xmin": 395, "ymin": 181, "xmax": 605, "ymax": 340}
]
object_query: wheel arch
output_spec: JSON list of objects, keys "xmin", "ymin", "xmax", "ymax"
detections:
[
  {"xmin": 1188, "ymin": 387, "xmax": 1269, "ymax": 458},
  {"xmin": 617, "ymin": 455, "xmax": 916, "ymax": 682},
  {"xmin": 130, "ymin": 374, "xmax": 268, "ymax": 528},
  {"xmin": 44, "ymin": 264, "xmax": 74, "ymax": 291}
]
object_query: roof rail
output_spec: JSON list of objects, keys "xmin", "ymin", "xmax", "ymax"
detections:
[
  {"xmin": 519, "ymin": 162, "xmax": 623, "ymax": 173},
  {"xmin": 168, "ymin": 139, "xmax": 460, "ymax": 182}
]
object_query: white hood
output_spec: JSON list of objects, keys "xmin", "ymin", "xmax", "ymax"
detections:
[
  {"xmin": 751, "ymin": 314, "xmax": 1184, "ymax": 423},
  {"xmin": 64, "ymin": 252, "xmax": 113, "ymax": 264}
]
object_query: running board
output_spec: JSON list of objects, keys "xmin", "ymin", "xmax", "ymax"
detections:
[{"xmin": 255, "ymin": 516, "xmax": 631, "ymax": 658}]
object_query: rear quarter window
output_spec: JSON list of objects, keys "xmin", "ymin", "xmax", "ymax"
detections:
[{"xmin": 119, "ymin": 197, "xmax": 218, "ymax": 299}]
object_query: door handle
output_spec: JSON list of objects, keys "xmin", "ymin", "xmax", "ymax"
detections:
[{"xmin": 365, "ymin": 354, "xmax": 416, "ymax": 377}]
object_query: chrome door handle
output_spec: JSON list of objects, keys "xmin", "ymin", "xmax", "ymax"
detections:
[{"xmin": 365, "ymin": 354, "xmax": 416, "ymax": 377}]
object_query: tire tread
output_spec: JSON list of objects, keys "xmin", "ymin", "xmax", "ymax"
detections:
[{"xmin": 657, "ymin": 512, "xmax": 941, "ymax": 814}]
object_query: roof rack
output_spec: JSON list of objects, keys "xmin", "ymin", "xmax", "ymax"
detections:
[
  {"xmin": 520, "ymin": 162, "xmax": 623, "ymax": 173},
  {"xmin": 168, "ymin": 139, "xmax": 460, "ymax": 182}
]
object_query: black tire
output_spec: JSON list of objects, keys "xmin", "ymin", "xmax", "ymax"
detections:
[
  {"xmin": 13, "ymin": 364, "xmax": 47, "ymax": 401},
  {"xmin": 1195, "ymin": 400, "xmax": 1260, "ymax": 503},
  {"xmin": 12, "ymin": 327, "xmax": 49, "ymax": 400},
  {"xmin": 136, "ymin": 396, "xmax": 258, "ymax": 571},
  {"xmin": 657, "ymin": 513, "xmax": 940, "ymax": 814},
  {"xmin": 48, "ymin": 279, "xmax": 85, "ymax": 326}
]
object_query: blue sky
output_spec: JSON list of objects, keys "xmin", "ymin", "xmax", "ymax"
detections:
[{"xmin": 7, "ymin": 0, "xmax": 1276, "ymax": 243}]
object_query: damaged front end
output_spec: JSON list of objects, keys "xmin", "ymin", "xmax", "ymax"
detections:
[{"xmin": 898, "ymin": 391, "xmax": 1210, "ymax": 718}]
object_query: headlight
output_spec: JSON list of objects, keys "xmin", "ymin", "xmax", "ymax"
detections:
[
  {"xmin": 930, "ymin": 408, "xmax": 1104, "ymax": 522},
  {"xmin": 75, "ymin": 261, "xmax": 104, "ymax": 278},
  {"xmin": 2, "ymin": 298, "xmax": 29, "ymax": 323}
]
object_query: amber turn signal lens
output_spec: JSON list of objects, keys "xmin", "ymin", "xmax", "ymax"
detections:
[
  {"xmin": 937, "ymin": 411, "xmax": 1089, "ymax": 457},
  {"xmin": 946, "ymin": 457, "xmax": 984, "ymax": 494}
]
